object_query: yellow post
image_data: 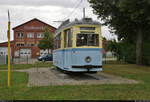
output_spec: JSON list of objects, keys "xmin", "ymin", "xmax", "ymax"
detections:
[{"xmin": 8, "ymin": 10, "xmax": 11, "ymax": 87}]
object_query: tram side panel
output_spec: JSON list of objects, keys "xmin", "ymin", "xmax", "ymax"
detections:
[
  {"xmin": 53, "ymin": 50, "xmax": 64, "ymax": 69},
  {"xmin": 53, "ymin": 49, "xmax": 72, "ymax": 71},
  {"xmin": 63, "ymin": 49, "xmax": 72, "ymax": 70}
]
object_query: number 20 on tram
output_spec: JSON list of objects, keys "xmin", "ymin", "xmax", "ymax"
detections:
[{"xmin": 53, "ymin": 18, "xmax": 102, "ymax": 73}]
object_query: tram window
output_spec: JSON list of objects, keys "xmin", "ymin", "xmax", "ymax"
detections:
[
  {"xmin": 64, "ymin": 30, "xmax": 67, "ymax": 48},
  {"xmin": 54, "ymin": 37, "xmax": 57, "ymax": 49},
  {"xmin": 54, "ymin": 33, "xmax": 61, "ymax": 49},
  {"xmin": 76, "ymin": 34, "xmax": 99, "ymax": 47},
  {"xmin": 64, "ymin": 28, "xmax": 72, "ymax": 48},
  {"xmin": 68, "ymin": 28, "xmax": 72, "ymax": 47},
  {"xmin": 80, "ymin": 27, "xmax": 95, "ymax": 30}
]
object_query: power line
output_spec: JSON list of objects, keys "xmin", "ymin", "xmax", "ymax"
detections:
[{"xmin": 60, "ymin": 0, "xmax": 83, "ymax": 22}]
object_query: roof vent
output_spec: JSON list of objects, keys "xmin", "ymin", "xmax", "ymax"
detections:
[
  {"xmin": 82, "ymin": 18, "xmax": 92, "ymax": 22},
  {"xmin": 62, "ymin": 19, "xmax": 70, "ymax": 25}
]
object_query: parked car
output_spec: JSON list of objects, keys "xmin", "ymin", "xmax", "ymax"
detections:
[{"xmin": 38, "ymin": 54, "xmax": 53, "ymax": 61}]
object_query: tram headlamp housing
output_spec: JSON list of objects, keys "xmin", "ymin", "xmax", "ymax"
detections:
[{"xmin": 85, "ymin": 56, "xmax": 91, "ymax": 63}]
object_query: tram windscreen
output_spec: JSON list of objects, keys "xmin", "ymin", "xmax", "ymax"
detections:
[{"xmin": 76, "ymin": 34, "xmax": 99, "ymax": 47}]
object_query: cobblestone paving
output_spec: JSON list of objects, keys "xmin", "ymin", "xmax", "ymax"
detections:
[{"xmin": 15, "ymin": 68, "xmax": 139, "ymax": 86}]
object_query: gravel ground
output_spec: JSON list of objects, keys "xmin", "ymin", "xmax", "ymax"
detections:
[{"xmin": 14, "ymin": 68, "xmax": 139, "ymax": 87}]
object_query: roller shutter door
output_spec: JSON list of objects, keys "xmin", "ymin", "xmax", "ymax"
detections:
[{"xmin": 20, "ymin": 48, "xmax": 31, "ymax": 58}]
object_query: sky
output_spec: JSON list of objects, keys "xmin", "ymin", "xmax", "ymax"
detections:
[{"xmin": 0, "ymin": 0, "xmax": 117, "ymax": 43}]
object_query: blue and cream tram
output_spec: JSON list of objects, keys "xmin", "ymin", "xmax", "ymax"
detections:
[{"xmin": 53, "ymin": 18, "xmax": 102, "ymax": 73}]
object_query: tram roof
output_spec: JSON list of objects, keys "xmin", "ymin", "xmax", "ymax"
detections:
[{"xmin": 55, "ymin": 18, "xmax": 101, "ymax": 34}]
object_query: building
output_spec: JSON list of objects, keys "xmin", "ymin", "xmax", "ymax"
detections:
[
  {"xmin": 12, "ymin": 18, "xmax": 56, "ymax": 58},
  {"xmin": 0, "ymin": 18, "xmax": 107, "ymax": 58},
  {"xmin": 0, "ymin": 41, "xmax": 14, "ymax": 56}
]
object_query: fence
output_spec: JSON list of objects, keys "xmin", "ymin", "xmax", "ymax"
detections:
[
  {"xmin": 0, "ymin": 55, "xmax": 38, "ymax": 65},
  {"xmin": 13, "ymin": 57, "xmax": 37, "ymax": 64},
  {"xmin": 0, "ymin": 55, "xmax": 126, "ymax": 65},
  {"xmin": 102, "ymin": 54, "xmax": 127, "ymax": 64},
  {"xmin": 0, "ymin": 55, "xmax": 13, "ymax": 64}
]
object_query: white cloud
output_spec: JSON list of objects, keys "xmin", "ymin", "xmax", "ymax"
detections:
[
  {"xmin": 101, "ymin": 26, "xmax": 117, "ymax": 40},
  {"xmin": 0, "ymin": 0, "xmax": 116, "ymax": 43},
  {"xmin": 0, "ymin": 0, "xmax": 79, "ymax": 8}
]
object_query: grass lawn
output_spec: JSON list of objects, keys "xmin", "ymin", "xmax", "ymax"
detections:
[
  {"xmin": 0, "ymin": 63, "xmax": 150, "ymax": 100},
  {"xmin": 0, "ymin": 61, "xmax": 54, "ymax": 70}
]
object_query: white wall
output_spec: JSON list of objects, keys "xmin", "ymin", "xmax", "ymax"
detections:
[{"xmin": 0, "ymin": 47, "xmax": 11, "ymax": 56}]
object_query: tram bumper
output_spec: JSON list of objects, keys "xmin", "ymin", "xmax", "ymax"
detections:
[
  {"xmin": 72, "ymin": 65, "xmax": 102, "ymax": 68},
  {"xmin": 71, "ymin": 65, "xmax": 102, "ymax": 72}
]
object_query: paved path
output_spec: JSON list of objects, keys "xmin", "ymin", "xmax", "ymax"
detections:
[{"xmin": 8, "ymin": 68, "xmax": 139, "ymax": 87}]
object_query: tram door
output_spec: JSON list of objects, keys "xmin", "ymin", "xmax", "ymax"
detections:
[
  {"xmin": 63, "ymin": 29, "xmax": 72, "ymax": 69},
  {"xmin": 63, "ymin": 30, "xmax": 68, "ymax": 69}
]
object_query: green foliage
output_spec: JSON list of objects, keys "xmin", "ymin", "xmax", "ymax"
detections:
[
  {"xmin": 119, "ymin": 40, "xmax": 136, "ymax": 64},
  {"xmin": 106, "ymin": 39, "xmax": 136, "ymax": 63},
  {"xmin": 38, "ymin": 27, "xmax": 54, "ymax": 52},
  {"xmin": 0, "ymin": 62, "xmax": 54, "ymax": 70},
  {"xmin": 89, "ymin": 0, "xmax": 150, "ymax": 37},
  {"xmin": 89, "ymin": 0, "xmax": 150, "ymax": 65},
  {"xmin": 106, "ymin": 37, "xmax": 150, "ymax": 65},
  {"xmin": 142, "ymin": 36, "xmax": 150, "ymax": 65},
  {"xmin": 106, "ymin": 39, "xmax": 118, "ymax": 55},
  {"xmin": 1, "ymin": 64, "xmax": 150, "ymax": 99}
]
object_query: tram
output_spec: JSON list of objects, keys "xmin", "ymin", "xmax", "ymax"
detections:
[{"xmin": 53, "ymin": 18, "xmax": 102, "ymax": 73}]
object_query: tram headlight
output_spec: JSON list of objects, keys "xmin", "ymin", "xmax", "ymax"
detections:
[{"xmin": 85, "ymin": 56, "xmax": 91, "ymax": 63}]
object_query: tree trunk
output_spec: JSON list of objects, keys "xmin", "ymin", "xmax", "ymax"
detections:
[
  {"xmin": 51, "ymin": 49, "xmax": 53, "ymax": 54},
  {"xmin": 136, "ymin": 28, "xmax": 143, "ymax": 65},
  {"xmin": 48, "ymin": 48, "xmax": 49, "ymax": 54}
]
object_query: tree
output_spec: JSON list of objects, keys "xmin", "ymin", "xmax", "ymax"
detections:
[
  {"xmin": 106, "ymin": 39, "xmax": 136, "ymax": 63},
  {"xmin": 38, "ymin": 27, "xmax": 53, "ymax": 54},
  {"xmin": 106, "ymin": 39, "xmax": 122, "ymax": 61},
  {"xmin": 106, "ymin": 40, "xmax": 117, "ymax": 56},
  {"xmin": 89, "ymin": 0, "xmax": 150, "ymax": 65}
]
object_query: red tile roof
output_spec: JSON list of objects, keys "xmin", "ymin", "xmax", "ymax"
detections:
[{"xmin": 12, "ymin": 18, "xmax": 56, "ymax": 30}]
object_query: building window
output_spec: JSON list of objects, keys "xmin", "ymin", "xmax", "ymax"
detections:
[
  {"xmin": 17, "ymin": 33, "xmax": 24, "ymax": 38},
  {"xmin": 37, "ymin": 33, "xmax": 44, "ymax": 38},
  {"xmin": 27, "ymin": 33, "xmax": 34, "ymax": 38},
  {"xmin": 16, "ymin": 43, "xmax": 24, "ymax": 47},
  {"xmin": 27, "ymin": 43, "xmax": 34, "ymax": 47}
]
